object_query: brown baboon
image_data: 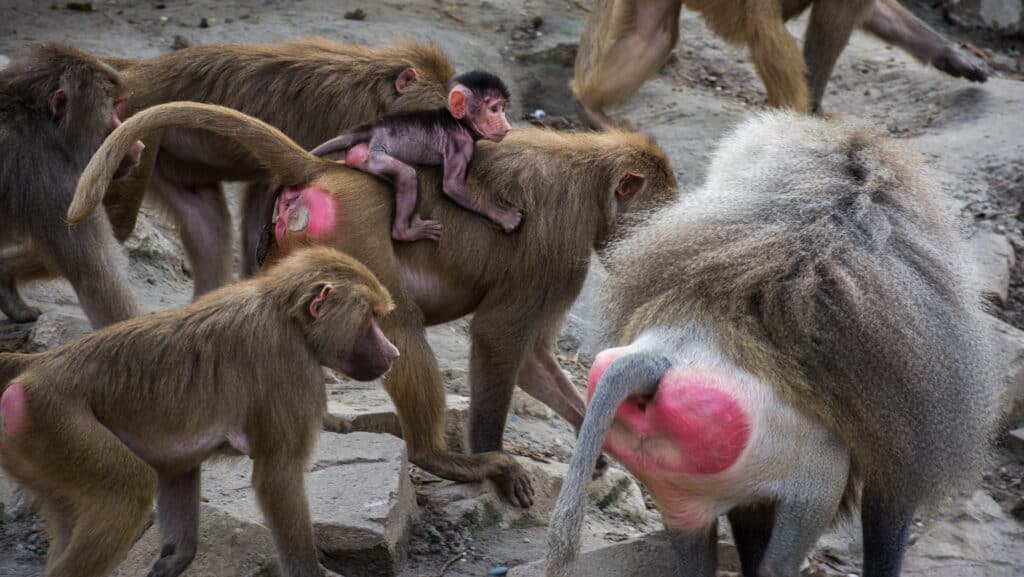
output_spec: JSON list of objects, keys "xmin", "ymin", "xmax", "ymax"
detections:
[
  {"xmin": 0, "ymin": 247, "xmax": 398, "ymax": 577},
  {"xmin": 0, "ymin": 43, "xmax": 145, "ymax": 328},
  {"xmin": 103, "ymin": 38, "xmax": 454, "ymax": 293},
  {"xmin": 67, "ymin": 102, "xmax": 679, "ymax": 507},
  {"xmin": 546, "ymin": 111, "xmax": 998, "ymax": 577},
  {"xmin": 573, "ymin": 0, "xmax": 988, "ymax": 127}
]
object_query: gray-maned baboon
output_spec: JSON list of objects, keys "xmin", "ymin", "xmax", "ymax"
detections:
[
  {"xmin": 0, "ymin": 247, "xmax": 398, "ymax": 577},
  {"xmin": 547, "ymin": 111, "xmax": 998, "ymax": 577},
  {"xmin": 0, "ymin": 43, "xmax": 145, "ymax": 327},
  {"xmin": 67, "ymin": 102, "xmax": 679, "ymax": 507},
  {"xmin": 102, "ymin": 38, "xmax": 454, "ymax": 293},
  {"xmin": 573, "ymin": 0, "xmax": 988, "ymax": 127}
]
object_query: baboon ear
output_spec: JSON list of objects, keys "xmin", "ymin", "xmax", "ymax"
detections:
[
  {"xmin": 49, "ymin": 88, "xmax": 68, "ymax": 119},
  {"xmin": 395, "ymin": 67, "xmax": 420, "ymax": 94},
  {"xmin": 449, "ymin": 86, "xmax": 469, "ymax": 119},
  {"xmin": 616, "ymin": 172, "xmax": 645, "ymax": 199},
  {"xmin": 308, "ymin": 284, "xmax": 334, "ymax": 319}
]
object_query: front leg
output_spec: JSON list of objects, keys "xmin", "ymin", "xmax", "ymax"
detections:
[
  {"xmin": 442, "ymin": 142, "xmax": 522, "ymax": 233},
  {"xmin": 667, "ymin": 523, "xmax": 718, "ymax": 577},
  {"xmin": 148, "ymin": 469, "xmax": 200, "ymax": 577},
  {"xmin": 862, "ymin": 0, "xmax": 988, "ymax": 82},
  {"xmin": 252, "ymin": 456, "xmax": 324, "ymax": 577}
]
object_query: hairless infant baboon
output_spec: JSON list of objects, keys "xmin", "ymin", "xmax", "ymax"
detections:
[
  {"xmin": 0, "ymin": 247, "xmax": 398, "ymax": 577},
  {"xmin": 67, "ymin": 101, "xmax": 679, "ymax": 507},
  {"xmin": 0, "ymin": 43, "xmax": 145, "ymax": 327},
  {"xmin": 574, "ymin": 0, "xmax": 988, "ymax": 126},
  {"xmin": 546, "ymin": 111, "xmax": 999, "ymax": 577},
  {"xmin": 312, "ymin": 70, "xmax": 518, "ymax": 242},
  {"xmin": 101, "ymin": 38, "xmax": 454, "ymax": 293}
]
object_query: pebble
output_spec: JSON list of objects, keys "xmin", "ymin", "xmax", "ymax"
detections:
[{"xmin": 488, "ymin": 567, "xmax": 508, "ymax": 576}]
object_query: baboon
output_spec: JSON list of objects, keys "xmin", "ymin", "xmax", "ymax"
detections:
[
  {"xmin": 0, "ymin": 43, "xmax": 145, "ymax": 328},
  {"xmin": 546, "ymin": 111, "xmax": 999, "ymax": 577},
  {"xmin": 0, "ymin": 247, "xmax": 398, "ymax": 577},
  {"xmin": 67, "ymin": 102, "xmax": 679, "ymax": 507},
  {"xmin": 573, "ymin": 0, "xmax": 989, "ymax": 126},
  {"xmin": 312, "ymin": 70, "xmax": 518, "ymax": 242},
  {"xmin": 102, "ymin": 38, "xmax": 454, "ymax": 294}
]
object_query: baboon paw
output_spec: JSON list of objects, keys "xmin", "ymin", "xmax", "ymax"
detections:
[
  {"xmin": 498, "ymin": 462, "xmax": 535, "ymax": 508},
  {"xmin": 393, "ymin": 218, "xmax": 442, "ymax": 242},
  {"xmin": 496, "ymin": 209, "xmax": 523, "ymax": 232},
  {"xmin": 935, "ymin": 49, "xmax": 989, "ymax": 83}
]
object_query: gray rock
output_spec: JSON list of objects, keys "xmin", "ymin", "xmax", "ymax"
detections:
[
  {"xmin": 0, "ymin": 54, "xmax": 8, "ymax": 69},
  {"xmin": 26, "ymin": 312, "xmax": 91, "ymax": 352},
  {"xmin": 987, "ymin": 315, "xmax": 1024, "ymax": 424},
  {"xmin": 325, "ymin": 389, "xmax": 470, "ymax": 453},
  {"xmin": 111, "ymin": 504, "xmax": 282, "ymax": 577},
  {"xmin": 202, "ymin": 432, "xmax": 415, "ymax": 577},
  {"xmin": 423, "ymin": 457, "xmax": 650, "ymax": 530},
  {"xmin": 0, "ymin": 468, "xmax": 13, "ymax": 519},
  {"xmin": 943, "ymin": 0, "xmax": 1024, "ymax": 34},
  {"xmin": 508, "ymin": 531, "xmax": 740, "ymax": 577},
  {"xmin": 1007, "ymin": 427, "xmax": 1024, "ymax": 456},
  {"xmin": 970, "ymin": 230, "xmax": 1015, "ymax": 305},
  {"xmin": 903, "ymin": 490, "xmax": 1024, "ymax": 577}
]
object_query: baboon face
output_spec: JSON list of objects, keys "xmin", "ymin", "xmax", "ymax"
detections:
[{"xmin": 300, "ymin": 277, "xmax": 398, "ymax": 382}]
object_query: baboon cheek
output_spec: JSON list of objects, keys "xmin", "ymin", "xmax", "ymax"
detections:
[
  {"xmin": 0, "ymin": 382, "xmax": 28, "ymax": 437},
  {"xmin": 273, "ymin": 186, "xmax": 342, "ymax": 252}
]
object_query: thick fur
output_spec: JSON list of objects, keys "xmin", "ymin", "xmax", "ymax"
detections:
[
  {"xmin": 0, "ymin": 42, "xmax": 140, "ymax": 328},
  {"xmin": 0, "ymin": 247, "xmax": 394, "ymax": 577},
  {"xmin": 601, "ymin": 112, "xmax": 997, "ymax": 502}
]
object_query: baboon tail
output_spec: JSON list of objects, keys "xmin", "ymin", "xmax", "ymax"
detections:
[
  {"xmin": 545, "ymin": 350, "xmax": 671, "ymax": 577},
  {"xmin": 68, "ymin": 102, "xmax": 332, "ymax": 225},
  {"xmin": 0, "ymin": 353, "xmax": 38, "ymax": 389}
]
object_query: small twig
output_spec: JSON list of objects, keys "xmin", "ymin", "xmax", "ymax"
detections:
[
  {"xmin": 441, "ymin": 8, "xmax": 465, "ymax": 23},
  {"xmin": 964, "ymin": 41, "xmax": 1021, "ymax": 76},
  {"xmin": 420, "ymin": 552, "xmax": 465, "ymax": 577},
  {"xmin": 572, "ymin": 0, "xmax": 591, "ymax": 12}
]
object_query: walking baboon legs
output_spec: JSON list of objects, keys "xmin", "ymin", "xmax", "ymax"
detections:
[{"xmin": 804, "ymin": 0, "xmax": 875, "ymax": 111}]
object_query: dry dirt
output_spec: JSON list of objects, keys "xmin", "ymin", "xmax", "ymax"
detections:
[{"xmin": 1, "ymin": 0, "xmax": 1023, "ymax": 576}]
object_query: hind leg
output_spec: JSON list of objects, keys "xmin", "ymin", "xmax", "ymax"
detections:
[{"xmin": 860, "ymin": 483, "xmax": 915, "ymax": 577}]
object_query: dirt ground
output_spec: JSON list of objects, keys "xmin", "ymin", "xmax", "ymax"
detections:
[{"xmin": 1, "ymin": 0, "xmax": 1023, "ymax": 576}]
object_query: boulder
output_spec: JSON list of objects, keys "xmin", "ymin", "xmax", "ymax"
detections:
[
  {"xmin": 201, "ymin": 431, "xmax": 415, "ymax": 577},
  {"xmin": 942, "ymin": 0, "xmax": 1024, "ymax": 35},
  {"xmin": 325, "ymin": 389, "xmax": 470, "ymax": 452},
  {"xmin": 508, "ymin": 531, "xmax": 740, "ymax": 577},
  {"xmin": 987, "ymin": 315, "xmax": 1024, "ymax": 424},
  {"xmin": 970, "ymin": 229, "xmax": 1015, "ymax": 305},
  {"xmin": 26, "ymin": 312, "xmax": 91, "ymax": 352}
]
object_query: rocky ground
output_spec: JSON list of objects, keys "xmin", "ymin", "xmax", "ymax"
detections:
[{"xmin": 1, "ymin": 0, "xmax": 1023, "ymax": 576}]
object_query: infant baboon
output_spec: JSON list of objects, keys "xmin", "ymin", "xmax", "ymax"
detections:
[
  {"xmin": 0, "ymin": 247, "xmax": 398, "ymax": 577},
  {"xmin": 547, "ymin": 112, "xmax": 998, "ymax": 577}
]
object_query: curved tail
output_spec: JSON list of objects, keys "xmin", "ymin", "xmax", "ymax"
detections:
[
  {"xmin": 545, "ymin": 351, "xmax": 671, "ymax": 577},
  {"xmin": 68, "ymin": 102, "xmax": 333, "ymax": 226}
]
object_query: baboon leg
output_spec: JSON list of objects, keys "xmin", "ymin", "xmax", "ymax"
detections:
[
  {"xmin": 746, "ymin": 9, "xmax": 811, "ymax": 111},
  {"xmin": 38, "ymin": 495, "xmax": 76, "ymax": 571},
  {"xmin": 151, "ymin": 164, "xmax": 232, "ymax": 298},
  {"xmin": 860, "ymin": 485, "xmax": 914, "ymax": 577},
  {"xmin": 240, "ymin": 181, "xmax": 279, "ymax": 277},
  {"xmin": 862, "ymin": 0, "xmax": 987, "ymax": 82},
  {"xmin": 24, "ymin": 412, "xmax": 157, "ymax": 577},
  {"xmin": 44, "ymin": 214, "xmax": 140, "ymax": 328},
  {"xmin": 149, "ymin": 468, "xmax": 200, "ymax": 577},
  {"xmin": 0, "ymin": 243, "xmax": 50, "ymax": 323},
  {"xmin": 367, "ymin": 149, "xmax": 440, "ymax": 242},
  {"xmin": 573, "ymin": 0, "xmax": 684, "ymax": 128},
  {"xmin": 757, "ymin": 492, "xmax": 841, "ymax": 576},
  {"xmin": 252, "ymin": 456, "xmax": 322, "ymax": 577},
  {"xmin": 727, "ymin": 503, "xmax": 775, "ymax": 577},
  {"xmin": 516, "ymin": 345, "xmax": 585, "ymax": 431},
  {"xmin": 803, "ymin": 0, "xmax": 875, "ymax": 111},
  {"xmin": 667, "ymin": 523, "xmax": 717, "ymax": 577}
]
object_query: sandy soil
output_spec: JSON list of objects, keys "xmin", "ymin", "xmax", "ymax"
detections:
[{"xmin": 1, "ymin": 0, "xmax": 1023, "ymax": 576}]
